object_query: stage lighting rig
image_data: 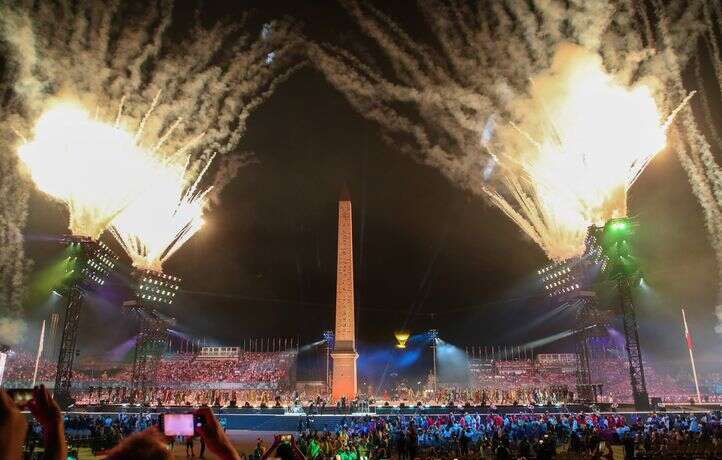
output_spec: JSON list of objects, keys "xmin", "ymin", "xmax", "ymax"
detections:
[
  {"xmin": 428, "ymin": 330, "xmax": 439, "ymax": 392},
  {"xmin": 122, "ymin": 304, "xmax": 176, "ymax": 404},
  {"xmin": 572, "ymin": 292, "xmax": 614, "ymax": 403},
  {"xmin": 536, "ymin": 226, "xmax": 613, "ymax": 403},
  {"xmin": 131, "ymin": 268, "xmax": 181, "ymax": 306},
  {"xmin": 54, "ymin": 235, "xmax": 118, "ymax": 409},
  {"xmin": 538, "ymin": 258, "xmax": 583, "ymax": 297},
  {"xmin": 58, "ymin": 235, "xmax": 118, "ymax": 293},
  {"xmin": 537, "ymin": 219, "xmax": 649, "ymax": 408},
  {"xmin": 322, "ymin": 330, "xmax": 335, "ymax": 347},
  {"xmin": 122, "ymin": 267, "xmax": 180, "ymax": 404},
  {"xmin": 599, "ymin": 217, "xmax": 639, "ymax": 279},
  {"xmin": 538, "ymin": 226, "xmax": 609, "ymax": 299},
  {"xmin": 322, "ymin": 331, "xmax": 334, "ymax": 390}
]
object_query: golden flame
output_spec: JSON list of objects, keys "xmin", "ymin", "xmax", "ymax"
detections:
[
  {"xmin": 17, "ymin": 102, "xmax": 160, "ymax": 239},
  {"xmin": 487, "ymin": 44, "xmax": 668, "ymax": 260},
  {"xmin": 109, "ymin": 156, "xmax": 213, "ymax": 271},
  {"xmin": 18, "ymin": 99, "xmax": 212, "ymax": 269},
  {"xmin": 394, "ymin": 331, "xmax": 410, "ymax": 349}
]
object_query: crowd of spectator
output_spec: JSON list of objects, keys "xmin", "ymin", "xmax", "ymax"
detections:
[
  {"xmin": 3, "ymin": 350, "xmax": 292, "ymax": 388},
  {"xmin": 5, "ymin": 350, "xmax": 722, "ymax": 408},
  {"xmin": 290, "ymin": 411, "xmax": 722, "ymax": 459},
  {"xmin": 2, "ymin": 351, "xmax": 57, "ymax": 384},
  {"xmin": 462, "ymin": 355, "xmax": 721, "ymax": 405},
  {"xmin": 3, "ymin": 383, "xmax": 722, "ymax": 459}
]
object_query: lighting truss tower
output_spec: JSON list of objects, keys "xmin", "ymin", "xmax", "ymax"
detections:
[
  {"xmin": 123, "ymin": 268, "xmax": 180, "ymax": 404},
  {"xmin": 126, "ymin": 308, "xmax": 174, "ymax": 404},
  {"xmin": 538, "ymin": 227, "xmax": 610, "ymax": 403},
  {"xmin": 574, "ymin": 293, "xmax": 597, "ymax": 402},
  {"xmin": 54, "ymin": 236, "xmax": 117, "ymax": 408},
  {"xmin": 596, "ymin": 218, "xmax": 649, "ymax": 410}
]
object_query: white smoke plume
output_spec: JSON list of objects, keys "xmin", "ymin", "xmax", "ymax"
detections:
[
  {"xmin": 0, "ymin": 0, "xmax": 303, "ymax": 185},
  {"xmin": 0, "ymin": 24, "xmax": 31, "ymax": 323},
  {"xmin": 0, "ymin": 317, "xmax": 28, "ymax": 346},
  {"xmin": 310, "ymin": 0, "xmax": 722, "ymax": 333}
]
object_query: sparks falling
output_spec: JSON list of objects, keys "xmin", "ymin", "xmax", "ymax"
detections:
[
  {"xmin": 17, "ymin": 95, "xmax": 214, "ymax": 271},
  {"xmin": 109, "ymin": 155, "xmax": 214, "ymax": 272},
  {"xmin": 484, "ymin": 46, "xmax": 668, "ymax": 260}
]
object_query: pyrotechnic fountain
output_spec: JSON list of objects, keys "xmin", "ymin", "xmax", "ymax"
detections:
[
  {"xmin": 108, "ymin": 136, "xmax": 215, "ymax": 403},
  {"xmin": 16, "ymin": 102, "xmax": 167, "ymax": 407},
  {"xmin": 18, "ymin": 103, "xmax": 167, "ymax": 239},
  {"xmin": 481, "ymin": 45, "xmax": 672, "ymax": 260}
]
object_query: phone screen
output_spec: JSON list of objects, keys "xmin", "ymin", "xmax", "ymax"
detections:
[
  {"xmin": 7, "ymin": 389, "xmax": 33, "ymax": 409},
  {"xmin": 163, "ymin": 414, "xmax": 195, "ymax": 436}
]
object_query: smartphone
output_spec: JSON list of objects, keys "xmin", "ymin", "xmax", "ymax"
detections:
[
  {"xmin": 7, "ymin": 389, "xmax": 34, "ymax": 409},
  {"xmin": 160, "ymin": 413, "xmax": 203, "ymax": 437},
  {"xmin": 279, "ymin": 434, "xmax": 293, "ymax": 443}
]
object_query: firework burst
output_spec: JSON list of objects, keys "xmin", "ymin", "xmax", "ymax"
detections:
[
  {"xmin": 109, "ymin": 154, "xmax": 214, "ymax": 272},
  {"xmin": 483, "ymin": 45, "xmax": 670, "ymax": 260},
  {"xmin": 16, "ymin": 102, "xmax": 163, "ymax": 239},
  {"xmin": 2, "ymin": 0, "xmax": 301, "ymax": 293}
]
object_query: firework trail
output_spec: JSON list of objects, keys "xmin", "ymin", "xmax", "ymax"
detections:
[
  {"xmin": 109, "ymin": 154, "xmax": 214, "ymax": 272},
  {"xmin": 652, "ymin": 2, "xmax": 722, "ymax": 333},
  {"xmin": 482, "ymin": 44, "xmax": 671, "ymax": 260},
  {"xmin": 311, "ymin": 0, "xmax": 722, "ymax": 332}
]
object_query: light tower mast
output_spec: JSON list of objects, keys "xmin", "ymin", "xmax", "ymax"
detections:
[
  {"xmin": 598, "ymin": 218, "xmax": 649, "ymax": 410},
  {"xmin": 53, "ymin": 236, "xmax": 117, "ymax": 408}
]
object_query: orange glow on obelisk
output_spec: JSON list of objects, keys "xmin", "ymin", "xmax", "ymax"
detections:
[{"xmin": 331, "ymin": 187, "xmax": 358, "ymax": 401}]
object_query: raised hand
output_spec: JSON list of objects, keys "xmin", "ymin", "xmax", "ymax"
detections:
[
  {"xmin": 0, "ymin": 390, "xmax": 28, "ymax": 460},
  {"xmin": 27, "ymin": 385, "xmax": 66, "ymax": 460},
  {"xmin": 194, "ymin": 406, "xmax": 240, "ymax": 460}
]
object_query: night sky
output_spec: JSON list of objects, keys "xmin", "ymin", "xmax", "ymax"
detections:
[{"xmin": 20, "ymin": 1, "xmax": 721, "ymax": 374}]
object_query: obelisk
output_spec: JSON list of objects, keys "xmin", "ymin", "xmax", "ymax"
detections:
[{"xmin": 331, "ymin": 187, "xmax": 358, "ymax": 401}]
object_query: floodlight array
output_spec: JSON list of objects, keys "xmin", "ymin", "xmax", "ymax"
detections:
[
  {"xmin": 583, "ymin": 226, "xmax": 609, "ymax": 270},
  {"xmin": 322, "ymin": 330, "xmax": 335, "ymax": 346},
  {"xmin": 133, "ymin": 268, "xmax": 181, "ymax": 306},
  {"xmin": 539, "ymin": 259, "xmax": 581, "ymax": 297},
  {"xmin": 60, "ymin": 235, "xmax": 118, "ymax": 292}
]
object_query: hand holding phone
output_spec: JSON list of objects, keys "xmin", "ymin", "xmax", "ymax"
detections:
[
  {"xmin": 194, "ymin": 407, "xmax": 241, "ymax": 460},
  {"xmin": 6, "ymin": 389, "xmax": 34, "ymax": 410},
  {"xmin": 160, "ymin": 413, "xmax": 204, "ymax": 437}
]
